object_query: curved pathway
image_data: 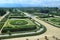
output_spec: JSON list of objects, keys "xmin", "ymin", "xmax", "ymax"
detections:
[{"xmin": 3, "ymin": 12, "xmax": 60, "ymax": 40}]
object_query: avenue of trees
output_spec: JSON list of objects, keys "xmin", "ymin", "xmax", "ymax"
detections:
[
  {"xmin": 20, "ymin": 7, "xmax": 60, "ymax": 16},
  {"xmin": 0, "ymin": 7, "xmax": 60, "ymax": 16}
]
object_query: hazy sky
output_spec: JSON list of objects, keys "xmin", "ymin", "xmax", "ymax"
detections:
[{"xmin": 0, "ymin": 0, "xmax": 60, "ymax": 7}]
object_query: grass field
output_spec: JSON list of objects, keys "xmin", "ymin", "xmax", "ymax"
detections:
[
  {"xmin": 2, "ymin": 18, "xmax": 37, "ymax": 33},
  {"xmin": 30, "ymin": 13, "xmax": 52, "ymax": 18},
  {"xmin": 10, "ymin": 12, "xmax": 25, "ymax": 17},
  {"xmin": 42, "ymin": 17, "xmax": 60, "ymax": 28},
  {"xmin": 0, "ymin": 22, "xmax": 4, "ymax": 29}
]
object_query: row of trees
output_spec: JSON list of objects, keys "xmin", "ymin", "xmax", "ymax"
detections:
[
  {"xmin": 20, "ymin": 7, "xmax": 60, "ymax": 16},
  {"xmin": 0, "ymin": 8, "xmax": 7, "ymax": 16},
  {"xmin": 0, "ymin": 7, "xmax": 60, "ymax": 16}
]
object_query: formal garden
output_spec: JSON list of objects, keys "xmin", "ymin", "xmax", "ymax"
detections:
[
  {"xmin": 0, "ymin": 17, "xmax": 46, "ymax": 39},
  {"xmin": 0, "ymin": 9, "xmax": 46, "ymax": 39},
  {"xmin": 2, "ymin": 18, "xmax": 37, "ymax": 33},
  {"xmin": 42, "ymin": 17, "xmax": 60, "ymax": 28},
  {"xmin": 30, "ymin": 13, "xmax": 54, "ymax": 18}
]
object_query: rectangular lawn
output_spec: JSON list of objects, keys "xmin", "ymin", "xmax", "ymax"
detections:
[{"xmin": 42, "ymin": 17, "xmax": 60, "ymax": 28}]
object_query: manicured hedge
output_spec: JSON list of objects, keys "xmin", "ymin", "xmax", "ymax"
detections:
[
  {"xmin": 0, "ymin": 25, "xmax": 47, "ymax": 39},
  {"xmin": 2, "ymin": 25, "xmax": 36, "ymax": 33},
  {"xmin": 9, "ymin": 16, "xmax": 28, "ymax": 19}
]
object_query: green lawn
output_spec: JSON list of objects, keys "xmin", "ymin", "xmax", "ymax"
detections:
[
  {"xmin": 10, "ymin": 12, "xmax": 24, "ymax": 17},
  {"xmin": 0, "ymin": 22, "xmax": 4, "ymax": 29},
  {"xmin": 42, "ymin": 17, "xmax": 60, "ymax": 28},
  {"xmin": 31, "ymin": 13, "xmax": 52, "ymax": 18},
  {"xmin": 9, "ymin": 20, "xmax": 28, "ymax": 25}
]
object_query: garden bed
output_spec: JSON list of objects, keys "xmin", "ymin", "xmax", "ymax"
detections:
[
  {"xmin": 42, "ymin": 17, "xmax": 60, "ymax": 28},
  {"xmin": 2, "ymin": 18, "xmax": 37, "ymax": 33}
]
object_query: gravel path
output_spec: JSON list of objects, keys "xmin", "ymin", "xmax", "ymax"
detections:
[{"xmin": 3, "ymin": 13, "xmax": 60, "ymax": 40}]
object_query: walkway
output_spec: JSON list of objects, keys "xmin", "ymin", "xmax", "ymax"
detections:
[{"xmin": 3, "ymin": 12, "xmax": 60, "ymax": 40}]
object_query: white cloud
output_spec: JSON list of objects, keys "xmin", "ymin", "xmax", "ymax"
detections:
[
  {"xmin": 29, "ymin": 0, "xmax": 41, "ymax": 4},
  {"xmin": 0, "ymin": 0, "xmax": 41, "ymax": 4},
  {"xmin": 0, "ymin": 0, "xmax": 22, "ymax": 3},
  {"xmin": 0, "ymin": 0, "xmax": 60, "ymax": 4},
  {"xmin": 0, "ymin": 0, "xmax": 60, "ymax": 7}
]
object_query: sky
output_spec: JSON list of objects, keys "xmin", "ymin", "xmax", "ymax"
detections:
[{"xmin": 0, "ymin": 0, "xmax": 60, "ymax": 7}]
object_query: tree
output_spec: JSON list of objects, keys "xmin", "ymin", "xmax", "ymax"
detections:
[
  {"xmin": 0, "ymin": 9, "xmax": 6, "ymax": 16},
  {"xmin": 40, "ymin": 9, "xmax": 49, "ymax": 13},
  {"xmin": 7, "ymin": 31, "xmax": 12, "ymax": 36}
]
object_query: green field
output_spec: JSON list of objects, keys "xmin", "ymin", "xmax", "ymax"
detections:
[
  {"xmin": 10, "ymin": 12, "xmax": 25, "ymax": 17},
  {"xmin": 42, "ymin": 17, "xmax": 60, "ymax": 28},
  {"xmin": 2, "ymin": 18, "xmax": 37, "ymax": 33},
  {"xmin": 0, "ymin": 22, "xmax": 4, "ymax": 29},
  {"xmin": 30, "ymin": 13, "xmax": 53, "ymax": 18}
]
